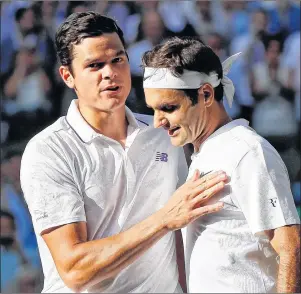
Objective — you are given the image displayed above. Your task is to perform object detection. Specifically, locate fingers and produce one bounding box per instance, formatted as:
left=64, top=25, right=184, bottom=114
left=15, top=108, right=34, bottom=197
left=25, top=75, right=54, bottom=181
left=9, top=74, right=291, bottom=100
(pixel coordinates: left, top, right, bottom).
left=190, top=181, right=225, bottom=206
left=188, top=169, right=200, bottom=183
left=190, top=170, right=226, bottom=189
left=188, top=173, right=227, bottom=199
left=190, top=202, right=224, bottom=220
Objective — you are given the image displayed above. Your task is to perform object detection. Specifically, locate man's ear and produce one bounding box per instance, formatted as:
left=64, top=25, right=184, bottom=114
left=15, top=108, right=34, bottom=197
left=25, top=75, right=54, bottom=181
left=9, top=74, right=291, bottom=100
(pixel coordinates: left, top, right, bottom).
left=59, top=66, right=75, bottom=89
left=198, top=83, right=215, bottom=107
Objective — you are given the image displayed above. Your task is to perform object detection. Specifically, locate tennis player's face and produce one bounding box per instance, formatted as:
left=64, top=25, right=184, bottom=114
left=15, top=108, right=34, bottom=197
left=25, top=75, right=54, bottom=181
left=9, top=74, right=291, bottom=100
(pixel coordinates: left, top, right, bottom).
left=60, top=33, right=131, bottom=113
left=145, top=88, right=207, bottom=147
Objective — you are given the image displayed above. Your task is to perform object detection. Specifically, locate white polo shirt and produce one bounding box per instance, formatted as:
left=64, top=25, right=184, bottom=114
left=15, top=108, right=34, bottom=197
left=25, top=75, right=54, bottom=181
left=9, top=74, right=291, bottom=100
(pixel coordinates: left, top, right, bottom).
left=20, top=100, right=188, bottom=293
left=183, top=119, right=300, bottom=293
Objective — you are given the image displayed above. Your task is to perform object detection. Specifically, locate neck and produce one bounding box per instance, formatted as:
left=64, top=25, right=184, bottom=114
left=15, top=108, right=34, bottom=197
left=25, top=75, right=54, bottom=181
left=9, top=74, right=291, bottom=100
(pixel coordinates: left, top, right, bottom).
left=193, top=103, right=231, bottom=152
left=78, top=102, right=128, bottom=144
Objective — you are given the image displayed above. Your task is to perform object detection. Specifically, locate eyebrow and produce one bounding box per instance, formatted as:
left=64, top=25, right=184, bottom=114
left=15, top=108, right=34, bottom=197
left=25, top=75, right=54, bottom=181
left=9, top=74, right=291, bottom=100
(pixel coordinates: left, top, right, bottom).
left=158, top=102, right=179, bottom=109
left=83, top=50, right=126, bottom=65
left=159, top=102, right=178, bottom=107
left=146, top=102, right=179, bottom=110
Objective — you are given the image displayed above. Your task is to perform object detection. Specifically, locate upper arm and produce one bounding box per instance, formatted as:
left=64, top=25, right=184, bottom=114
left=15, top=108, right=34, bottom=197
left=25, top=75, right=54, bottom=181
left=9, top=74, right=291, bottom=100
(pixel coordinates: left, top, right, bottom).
left=20, top=141, right=86, bottom=235
left=232, top=144, right=300, bottom=235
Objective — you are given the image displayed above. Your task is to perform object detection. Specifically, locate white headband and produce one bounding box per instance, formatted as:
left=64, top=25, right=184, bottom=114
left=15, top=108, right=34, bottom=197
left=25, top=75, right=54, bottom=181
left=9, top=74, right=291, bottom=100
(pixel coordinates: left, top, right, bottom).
left=143, top=52, right=242, bottom=107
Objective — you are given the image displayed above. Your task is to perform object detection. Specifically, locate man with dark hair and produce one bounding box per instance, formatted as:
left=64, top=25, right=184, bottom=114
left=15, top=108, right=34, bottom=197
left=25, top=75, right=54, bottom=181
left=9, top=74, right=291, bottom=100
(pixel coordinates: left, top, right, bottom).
left=142, top=36, right=300, bottom=293
left=14, top=6, right=35, bottom=36
left=20, top=12, right=228, bottom=293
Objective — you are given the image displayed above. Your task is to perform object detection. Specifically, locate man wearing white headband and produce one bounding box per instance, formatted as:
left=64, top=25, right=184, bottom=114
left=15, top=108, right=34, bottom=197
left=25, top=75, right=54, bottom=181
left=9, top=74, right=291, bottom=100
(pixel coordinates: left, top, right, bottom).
left=142, top=36, right=300, bottom=293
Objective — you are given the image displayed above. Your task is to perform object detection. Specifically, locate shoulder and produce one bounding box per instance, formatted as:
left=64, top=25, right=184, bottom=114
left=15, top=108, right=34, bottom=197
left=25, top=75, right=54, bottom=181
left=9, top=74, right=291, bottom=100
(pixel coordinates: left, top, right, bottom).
left=202, top=123, right=283, bottom=170
left=22, top=116, right=70, bottom=163
left=20, top=117, right=76, bottom=191
left=229, top=125, right=285, bottom=171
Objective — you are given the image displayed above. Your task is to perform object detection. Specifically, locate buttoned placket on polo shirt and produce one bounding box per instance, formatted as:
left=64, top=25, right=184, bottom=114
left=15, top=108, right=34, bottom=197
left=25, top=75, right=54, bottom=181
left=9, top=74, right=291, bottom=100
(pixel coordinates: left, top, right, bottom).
left=117, top=119, right=144, bottom=228
left=98, top=133, right=138, bottom=230
left=94, top=108, right=147, bottom=229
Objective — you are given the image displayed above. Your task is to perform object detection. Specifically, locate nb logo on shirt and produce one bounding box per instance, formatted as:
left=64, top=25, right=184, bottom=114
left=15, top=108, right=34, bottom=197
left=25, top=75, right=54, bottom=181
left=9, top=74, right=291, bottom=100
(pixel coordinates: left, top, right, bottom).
left=155, top=152, right=168, bottom=162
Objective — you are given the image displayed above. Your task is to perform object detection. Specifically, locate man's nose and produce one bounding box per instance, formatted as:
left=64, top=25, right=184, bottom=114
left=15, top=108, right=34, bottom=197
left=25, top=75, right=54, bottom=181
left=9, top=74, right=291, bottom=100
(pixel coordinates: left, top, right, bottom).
left=102, top=64, right=117, bottom=80
left=154, top=112, right=167, bottom=128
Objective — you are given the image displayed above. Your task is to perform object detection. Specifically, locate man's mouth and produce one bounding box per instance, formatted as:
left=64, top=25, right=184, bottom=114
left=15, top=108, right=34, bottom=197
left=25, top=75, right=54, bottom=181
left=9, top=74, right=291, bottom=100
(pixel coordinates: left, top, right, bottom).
left=104, top=86, right=120, bottom=92
left=168, top=126, right=181, bottom=137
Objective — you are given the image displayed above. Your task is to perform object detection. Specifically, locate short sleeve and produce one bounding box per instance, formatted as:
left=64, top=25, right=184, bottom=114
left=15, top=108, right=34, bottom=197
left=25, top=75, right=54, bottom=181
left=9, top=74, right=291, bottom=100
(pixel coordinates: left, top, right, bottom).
left=231, top=143, right=300, bottom=235
left=20, top=140, right=86, bottom=235
left=177, top=147, right=188, bottom=188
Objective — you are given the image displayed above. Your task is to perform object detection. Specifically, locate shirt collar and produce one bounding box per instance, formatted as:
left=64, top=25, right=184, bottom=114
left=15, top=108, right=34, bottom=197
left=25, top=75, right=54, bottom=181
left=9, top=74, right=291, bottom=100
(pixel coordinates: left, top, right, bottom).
left=206, top=119, right=249, bottom=141
left=193, top=119, right=249, bottom=157
left=125, top=105, right=140, bottom=129
left=66, top=99, right=144, bottom=143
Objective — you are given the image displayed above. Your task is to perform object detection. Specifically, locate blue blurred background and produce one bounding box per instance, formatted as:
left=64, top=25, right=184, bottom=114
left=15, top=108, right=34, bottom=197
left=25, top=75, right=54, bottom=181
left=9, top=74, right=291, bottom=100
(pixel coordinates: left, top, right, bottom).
left=1, top=1, right=300, bottom=292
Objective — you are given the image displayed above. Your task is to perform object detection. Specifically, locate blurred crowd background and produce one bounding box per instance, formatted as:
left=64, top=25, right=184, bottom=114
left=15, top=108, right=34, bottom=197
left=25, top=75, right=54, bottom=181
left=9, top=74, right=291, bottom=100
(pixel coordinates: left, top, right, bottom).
left=0, top=1, right=300, bottom=292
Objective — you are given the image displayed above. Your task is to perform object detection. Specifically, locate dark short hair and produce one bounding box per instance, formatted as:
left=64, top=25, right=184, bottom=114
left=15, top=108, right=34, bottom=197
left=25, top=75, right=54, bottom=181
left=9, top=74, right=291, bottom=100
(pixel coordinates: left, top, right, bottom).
left=55, top=11, right=126, bottom=68
left=15, top=7, right=30, bottom=22
left=141, top=36, right=224, bottom=105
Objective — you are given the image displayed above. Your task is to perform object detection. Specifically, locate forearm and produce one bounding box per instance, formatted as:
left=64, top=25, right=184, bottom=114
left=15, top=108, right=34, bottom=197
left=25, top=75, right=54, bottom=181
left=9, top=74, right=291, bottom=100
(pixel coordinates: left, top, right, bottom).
left=65, top=210, right=168, bottom=292
left=45, top=170, right=227, bottom=292
left=277, top=250, right=300, bottom=293
left=4, top=71, right=24, bottom=97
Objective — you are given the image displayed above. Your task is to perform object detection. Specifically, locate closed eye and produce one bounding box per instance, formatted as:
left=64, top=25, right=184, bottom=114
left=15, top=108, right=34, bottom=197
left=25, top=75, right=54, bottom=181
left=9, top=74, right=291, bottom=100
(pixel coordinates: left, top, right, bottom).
left=159, top=104, right=179, bottom=113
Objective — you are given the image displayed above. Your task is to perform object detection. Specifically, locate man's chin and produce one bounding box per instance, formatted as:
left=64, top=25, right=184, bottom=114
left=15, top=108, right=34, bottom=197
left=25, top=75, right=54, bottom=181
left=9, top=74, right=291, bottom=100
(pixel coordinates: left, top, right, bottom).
left=170, top=137, right=187, bottom=147
left=96, top=99, right=125, bottom=111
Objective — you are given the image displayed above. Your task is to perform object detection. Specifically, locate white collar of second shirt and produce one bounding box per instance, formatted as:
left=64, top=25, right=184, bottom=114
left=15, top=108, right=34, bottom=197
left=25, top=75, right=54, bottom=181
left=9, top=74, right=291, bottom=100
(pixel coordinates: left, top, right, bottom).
left=66, top=99, right=146, bottom=143
left=192, top=119, right=250, bottom=158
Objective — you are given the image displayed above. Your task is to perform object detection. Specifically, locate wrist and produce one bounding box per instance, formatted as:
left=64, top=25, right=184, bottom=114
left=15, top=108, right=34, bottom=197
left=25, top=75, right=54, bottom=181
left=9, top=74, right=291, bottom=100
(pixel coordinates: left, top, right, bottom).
left=155, top=207, right=171, bottom=232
